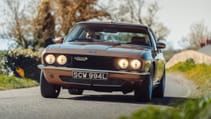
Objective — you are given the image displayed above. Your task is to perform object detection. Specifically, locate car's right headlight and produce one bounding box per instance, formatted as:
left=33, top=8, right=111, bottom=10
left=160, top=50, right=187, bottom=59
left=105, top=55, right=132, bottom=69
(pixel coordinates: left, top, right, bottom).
left=45, top=54, right=56, bottom=64
left=118, top=58, right=129, bottom=69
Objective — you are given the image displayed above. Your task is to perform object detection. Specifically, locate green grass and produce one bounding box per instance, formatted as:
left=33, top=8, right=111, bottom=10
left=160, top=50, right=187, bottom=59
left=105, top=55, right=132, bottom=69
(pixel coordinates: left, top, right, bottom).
left=0, top=74, right=38, bottom=90
left=167, top=59, right=211, bottom=95
left=119, top=96, right=211, bottom=119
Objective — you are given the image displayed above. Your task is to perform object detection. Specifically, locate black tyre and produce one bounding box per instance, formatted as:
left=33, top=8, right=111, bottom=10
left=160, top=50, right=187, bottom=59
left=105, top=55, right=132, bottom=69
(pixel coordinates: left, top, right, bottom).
left=134, top=74, right=153, bottom=102
left=40, top=72, right=61, bottom=98
left=68, top=89, right=83, bottom=95
left=153, top=71, right=166, bottom=98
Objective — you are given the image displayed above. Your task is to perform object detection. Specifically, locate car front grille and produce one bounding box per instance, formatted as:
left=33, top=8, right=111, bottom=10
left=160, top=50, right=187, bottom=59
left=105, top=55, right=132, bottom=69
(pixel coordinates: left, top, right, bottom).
left=66, top=55, right=116, bottom=70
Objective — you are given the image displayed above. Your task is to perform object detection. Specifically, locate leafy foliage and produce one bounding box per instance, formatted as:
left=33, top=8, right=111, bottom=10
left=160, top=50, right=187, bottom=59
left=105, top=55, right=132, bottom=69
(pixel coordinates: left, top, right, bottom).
left=4, top=49, right=41, bottom=81
left=119, top=96, right=211, bottom=119
left=100, top=0, right=169, bottom=41
left=119, top=106, right=179, bottom=119
left=168, top=59, right=196, bottom=72
left=168, top=58, right=211, bottom=96
left=0, top=74, right=38, bottom=90
left=1, top=0, right=108, bottom=49
left=0, top=51, right=7, bottom=74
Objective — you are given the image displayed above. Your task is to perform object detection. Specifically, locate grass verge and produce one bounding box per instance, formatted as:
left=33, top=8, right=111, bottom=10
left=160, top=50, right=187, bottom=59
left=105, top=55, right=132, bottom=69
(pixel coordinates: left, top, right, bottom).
left=0, top=74, right=38, bottom=90
left=119, top=96, right=211, bottom=119
left=167, top=59, right=211, bottom=95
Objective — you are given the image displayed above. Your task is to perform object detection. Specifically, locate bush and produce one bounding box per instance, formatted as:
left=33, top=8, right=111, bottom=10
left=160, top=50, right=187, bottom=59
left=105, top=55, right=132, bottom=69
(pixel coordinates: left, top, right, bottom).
left=0, top=74, right=38, bottom=90
left=119, top=96, right=211, bottom=119
left=119, top=106, right=179, bottom=119
left=4, top=49, right=41, bottom=82
left=178, top=96, right=211, bottom=119
left=0, top=50, right=7, bottom=74
left=168, top=59, right=196, bottom=72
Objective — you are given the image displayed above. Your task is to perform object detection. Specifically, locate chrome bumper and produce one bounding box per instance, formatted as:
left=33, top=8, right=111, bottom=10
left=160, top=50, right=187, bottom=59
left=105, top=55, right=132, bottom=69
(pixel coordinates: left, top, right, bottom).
left=38, top=65, right=150, bottom=87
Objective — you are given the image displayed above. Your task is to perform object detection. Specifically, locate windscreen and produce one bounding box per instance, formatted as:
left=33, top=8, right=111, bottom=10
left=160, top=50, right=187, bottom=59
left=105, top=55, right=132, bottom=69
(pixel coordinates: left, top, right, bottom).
left=65, top=24, right=152, bottom=46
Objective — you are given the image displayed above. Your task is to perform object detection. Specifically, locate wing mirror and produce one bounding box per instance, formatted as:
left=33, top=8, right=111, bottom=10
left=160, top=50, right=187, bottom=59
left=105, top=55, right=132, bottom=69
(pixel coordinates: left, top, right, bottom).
left=156, top=42, right=166, bottom=49
left=53, top=37, right=64, bottom=44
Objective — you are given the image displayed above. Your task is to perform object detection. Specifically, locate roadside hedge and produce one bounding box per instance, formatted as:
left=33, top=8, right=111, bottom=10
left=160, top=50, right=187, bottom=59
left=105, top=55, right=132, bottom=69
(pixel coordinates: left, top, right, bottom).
left=119, top=96, right=211, bottom=119
left=0, top=74, right=38, bottom=90
left=4, top=49, right=41, bottom=82
left=0, top=51, right=7, bottom=74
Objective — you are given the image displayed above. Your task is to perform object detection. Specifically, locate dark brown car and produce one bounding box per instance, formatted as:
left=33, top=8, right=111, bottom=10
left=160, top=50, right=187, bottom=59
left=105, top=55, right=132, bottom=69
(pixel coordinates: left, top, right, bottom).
left=39, top=22, right=166, bottom=101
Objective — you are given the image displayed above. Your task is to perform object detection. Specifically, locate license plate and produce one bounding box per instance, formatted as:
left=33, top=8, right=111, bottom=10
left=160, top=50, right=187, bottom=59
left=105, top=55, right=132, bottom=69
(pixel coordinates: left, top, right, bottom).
left=72, top=71, right=108, bottom=80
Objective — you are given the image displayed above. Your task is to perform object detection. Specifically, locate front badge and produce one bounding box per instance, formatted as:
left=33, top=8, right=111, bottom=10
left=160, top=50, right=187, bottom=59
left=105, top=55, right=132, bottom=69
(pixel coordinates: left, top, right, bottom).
left=74, top=56, right=88, bottom=62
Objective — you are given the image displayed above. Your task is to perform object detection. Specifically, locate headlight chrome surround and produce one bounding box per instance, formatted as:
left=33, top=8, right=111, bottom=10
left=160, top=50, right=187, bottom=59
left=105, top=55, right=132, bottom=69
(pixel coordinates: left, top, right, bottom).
left=45, top=54, right=56, bottom=65
left=118, top=58, right=129, bottom=69
left=130, top=59, right=141, bottom=70
left=57, top=55, right=67, bottom=65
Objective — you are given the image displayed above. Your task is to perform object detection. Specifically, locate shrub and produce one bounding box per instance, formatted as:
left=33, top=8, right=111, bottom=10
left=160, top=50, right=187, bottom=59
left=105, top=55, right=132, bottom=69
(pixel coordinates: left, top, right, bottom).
left=0, top=50, right=7, bottom=74
left=0, top=74, right=38, bottom=90
left=4, top=49, right=41, bottom=82
left=168, top=59, right=196, bottom=72
left=119, top=106, right=180, bottom=119
left=119, top=96, right=211, bottom=119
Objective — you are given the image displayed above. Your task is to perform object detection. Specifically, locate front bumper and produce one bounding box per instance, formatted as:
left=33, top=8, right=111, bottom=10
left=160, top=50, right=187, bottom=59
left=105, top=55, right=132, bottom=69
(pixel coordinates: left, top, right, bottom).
left=39, top=65, right=150, bottom=90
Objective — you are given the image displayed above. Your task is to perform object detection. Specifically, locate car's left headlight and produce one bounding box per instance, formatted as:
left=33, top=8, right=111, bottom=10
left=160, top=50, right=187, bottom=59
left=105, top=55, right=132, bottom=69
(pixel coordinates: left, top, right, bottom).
left=130, top=59, right=141, bottom=70
left=57, top=55, right=67, bottom=65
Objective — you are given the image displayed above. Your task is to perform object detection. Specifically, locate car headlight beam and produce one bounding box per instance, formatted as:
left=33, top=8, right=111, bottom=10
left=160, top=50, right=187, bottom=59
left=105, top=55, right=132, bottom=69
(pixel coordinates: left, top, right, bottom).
left=57, top=55, right=67, bottom=65
left=130, top=59, right=141, bottom=70
left=45, top=54, right=56, bottom=65
left=118, top=59, right=129, bottom=69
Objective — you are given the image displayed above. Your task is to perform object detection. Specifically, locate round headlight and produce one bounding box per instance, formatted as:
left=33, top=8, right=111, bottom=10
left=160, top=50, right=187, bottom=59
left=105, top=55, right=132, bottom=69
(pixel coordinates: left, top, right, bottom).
left=57, top=55, right=67, bottom=65
left=118, top=59, right=129, bottom=69
left=45, top=54, right=56, bottom=64
left=130, top=59, right=141, bottom=70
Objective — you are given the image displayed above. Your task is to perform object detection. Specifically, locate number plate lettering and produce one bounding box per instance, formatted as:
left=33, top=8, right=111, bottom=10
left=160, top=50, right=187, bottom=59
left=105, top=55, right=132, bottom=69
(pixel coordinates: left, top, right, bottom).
left=72, top=71, right=108, bottom=80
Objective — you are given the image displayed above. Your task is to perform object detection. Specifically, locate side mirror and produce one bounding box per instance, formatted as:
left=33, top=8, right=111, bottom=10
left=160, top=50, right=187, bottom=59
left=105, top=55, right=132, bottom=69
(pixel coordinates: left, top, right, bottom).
left=53, top=37, right=64, bottom=44
left=156, top=42, right=166, bottom=49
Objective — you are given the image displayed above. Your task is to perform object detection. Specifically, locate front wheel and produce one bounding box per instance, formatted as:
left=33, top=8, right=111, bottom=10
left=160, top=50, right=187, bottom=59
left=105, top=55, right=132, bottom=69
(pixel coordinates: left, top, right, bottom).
left=40, top=72, right=61, bottom=98
left=134, top=76, right=153, bottom=102
left=153, top=71, right=166, bottom=98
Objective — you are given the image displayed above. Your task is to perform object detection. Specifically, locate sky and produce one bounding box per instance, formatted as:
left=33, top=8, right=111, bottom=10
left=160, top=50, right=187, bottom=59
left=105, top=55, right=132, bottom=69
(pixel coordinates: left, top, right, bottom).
left=158, top=0, right=211, bottom=49
left=0, top=0, right=211, bottom=50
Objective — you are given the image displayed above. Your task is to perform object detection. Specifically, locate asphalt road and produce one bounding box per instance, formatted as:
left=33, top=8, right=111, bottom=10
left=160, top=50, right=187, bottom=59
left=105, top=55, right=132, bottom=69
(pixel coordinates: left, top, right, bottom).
left=0, top=73, right=196, bottom=119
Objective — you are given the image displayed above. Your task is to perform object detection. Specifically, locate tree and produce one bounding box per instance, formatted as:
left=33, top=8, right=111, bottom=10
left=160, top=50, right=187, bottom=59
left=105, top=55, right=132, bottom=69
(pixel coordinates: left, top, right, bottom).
left=184, top=21, right=209, bottom=49
left=31, top=0, right=108, bottom=48
left=99, top=0, right=169, bottom=41
left=0, top=0, right=108, bottom=49
left=0, top=0, right=39, bottom=49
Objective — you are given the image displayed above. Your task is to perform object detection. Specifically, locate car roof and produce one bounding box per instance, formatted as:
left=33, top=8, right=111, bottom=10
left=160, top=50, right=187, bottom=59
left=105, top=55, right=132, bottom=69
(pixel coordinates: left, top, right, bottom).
left=76, top=21, right=149, bottom=29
